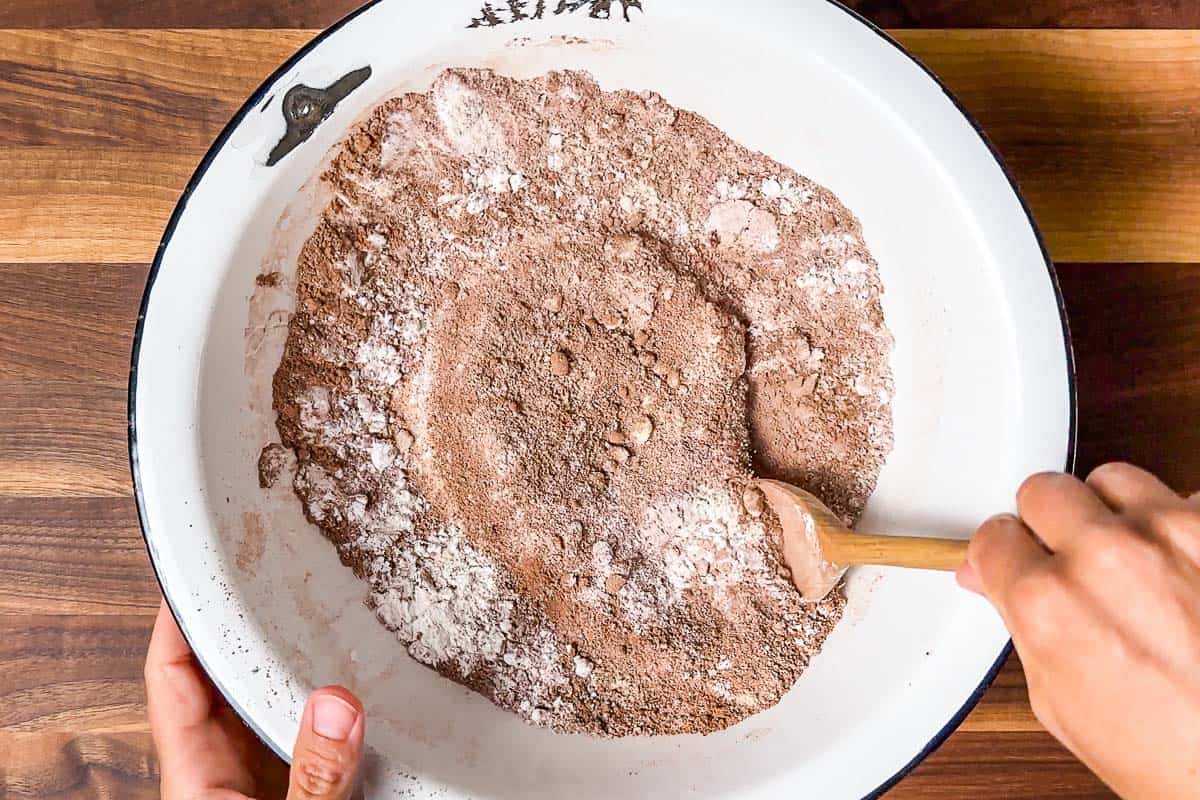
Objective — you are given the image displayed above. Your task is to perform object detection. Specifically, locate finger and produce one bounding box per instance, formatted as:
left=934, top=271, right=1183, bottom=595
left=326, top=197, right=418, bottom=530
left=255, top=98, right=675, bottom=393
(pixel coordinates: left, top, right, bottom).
left=1189, top=491, right=1200, bottom=509
left=955, top=560, right=983, bottom=594
left=288, top=686, right=365, bottom=800
left=1086, top=462, right=1184, bottom=514
left=1016, top=472, right=1112, bottom=552
left=146, top=599, right=193, bottom=668
left=145, top=601, right=215, bottom=732
left=967, top=513, right=1050, bottom=619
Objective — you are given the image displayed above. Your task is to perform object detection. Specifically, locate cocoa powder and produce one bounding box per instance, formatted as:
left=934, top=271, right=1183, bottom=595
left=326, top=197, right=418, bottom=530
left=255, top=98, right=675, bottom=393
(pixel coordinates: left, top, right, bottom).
left=267, top=68, right=893, bottom=736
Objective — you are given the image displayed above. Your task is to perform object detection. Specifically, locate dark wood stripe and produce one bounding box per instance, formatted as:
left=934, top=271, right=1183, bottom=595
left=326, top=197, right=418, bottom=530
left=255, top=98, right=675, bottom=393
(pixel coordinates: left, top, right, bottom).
left=0, top=0, right=1196, bottom=29
left=0, top=264, right=147, bottom=383
left=0, top=614, right=286, bottom=795
left=893, top=732, right=1116, bottom=797
left=0, top=382, right=130, bottom=497
left=0, top=498, right=156, bottom=614
left=0, top=0, right=362, bottom=29
left=0, top=614, right=150, bottom=729
left=1058, top=262, right=1200, bottom=493
left=848, top=0, right=1200, bottom=29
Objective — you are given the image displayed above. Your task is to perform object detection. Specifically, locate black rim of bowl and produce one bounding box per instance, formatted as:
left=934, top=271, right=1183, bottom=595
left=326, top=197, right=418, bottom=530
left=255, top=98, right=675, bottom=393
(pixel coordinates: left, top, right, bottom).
left=127, top=1, right=1078, bottom=794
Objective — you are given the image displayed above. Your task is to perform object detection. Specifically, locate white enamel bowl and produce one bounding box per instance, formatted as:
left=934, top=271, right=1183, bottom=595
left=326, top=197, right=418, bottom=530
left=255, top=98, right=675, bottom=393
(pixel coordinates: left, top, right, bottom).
left=129, top=1, right=1075, bottom=797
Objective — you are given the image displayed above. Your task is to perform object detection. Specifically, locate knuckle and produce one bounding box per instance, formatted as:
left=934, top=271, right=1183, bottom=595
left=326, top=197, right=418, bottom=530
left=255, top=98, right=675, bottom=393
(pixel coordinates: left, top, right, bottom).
left=1077, top=527, right=1160, bottom=575
left=1006, top=572, right=1065, bottom=643
left=293, top=745, right=348, bottom=797
left=1008, top=572, right=1053, bottom=612
left=975, top=513, right=1017, bottom=538
left=1151, top=507, right=1200, bottom=540
left=970, top=514, right=1021, bottom=558
left=1017, top=472, right=1069, bottom=510
left=1132, top=536, right=1169, bottom=574
left=1080, top=531, right=1128, bottom=571
left=1086, top=461, right=1136, bottom=486
left=1018, top=472, right=1053, bottom=500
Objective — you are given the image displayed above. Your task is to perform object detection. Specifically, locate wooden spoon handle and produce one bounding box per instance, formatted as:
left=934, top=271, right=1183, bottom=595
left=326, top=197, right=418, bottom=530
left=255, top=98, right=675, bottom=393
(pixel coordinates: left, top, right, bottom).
left=825, top=531, right=969, bottom=572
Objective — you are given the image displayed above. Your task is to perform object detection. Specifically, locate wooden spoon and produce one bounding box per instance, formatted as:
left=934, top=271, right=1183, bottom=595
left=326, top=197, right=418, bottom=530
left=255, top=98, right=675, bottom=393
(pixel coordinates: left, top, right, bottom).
left=756, top=479, right=970, bottom=602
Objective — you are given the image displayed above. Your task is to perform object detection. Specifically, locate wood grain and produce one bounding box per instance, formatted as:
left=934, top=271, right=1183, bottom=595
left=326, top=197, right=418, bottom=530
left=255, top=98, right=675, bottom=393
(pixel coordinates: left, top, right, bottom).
left=0, top=263, right=147, bottom=383
left=0, top=612, right=291, bottom=799
left=1060, top=262, right=1200, bottom=491
left=2, top=730, right=158, bottom=799
left=0, top=147, right=192, bottom=264
left=0, top=0, right=1197, bottom=30
left=0, top=614, right=150, bottom=732
left=960, top=655, right=1041, bottom=733
left=900, top=30, right=1200, bottom=264
left=0, top=262, right=141, bottom=498
left=829, top=530, right=969, bottom=571
left=4, top=30, right=1200, bottom=263
left=0, top=0, right=364, bottom=30
left=0, top=382, right=130, bottom=498
left=847, top=0, right=1200, bottom=29
left=0, top=498, right=157, bottom=614
left=0, top=30, right=310, bottom=148
left=892, top=732, right=1116, bottom=798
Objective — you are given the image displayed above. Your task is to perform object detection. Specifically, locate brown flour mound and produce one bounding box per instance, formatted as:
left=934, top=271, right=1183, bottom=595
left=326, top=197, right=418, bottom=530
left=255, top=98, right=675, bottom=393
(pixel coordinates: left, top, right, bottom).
left=266, top=68, right=893, bottom=736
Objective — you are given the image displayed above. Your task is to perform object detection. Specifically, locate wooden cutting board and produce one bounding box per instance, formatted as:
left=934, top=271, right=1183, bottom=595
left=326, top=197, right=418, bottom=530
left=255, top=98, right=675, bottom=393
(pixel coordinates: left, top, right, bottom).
left=3, top=1, right=1198, bottom=796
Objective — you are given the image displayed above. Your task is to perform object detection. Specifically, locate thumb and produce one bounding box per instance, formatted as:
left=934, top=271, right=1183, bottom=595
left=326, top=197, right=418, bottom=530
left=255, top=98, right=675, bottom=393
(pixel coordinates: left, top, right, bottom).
left=287, top=686, right=365, bottom=800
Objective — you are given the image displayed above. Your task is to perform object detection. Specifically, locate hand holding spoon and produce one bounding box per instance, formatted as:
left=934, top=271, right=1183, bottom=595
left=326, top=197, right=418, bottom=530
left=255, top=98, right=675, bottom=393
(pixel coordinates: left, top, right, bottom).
left=756, top=479, right=970, bottom=601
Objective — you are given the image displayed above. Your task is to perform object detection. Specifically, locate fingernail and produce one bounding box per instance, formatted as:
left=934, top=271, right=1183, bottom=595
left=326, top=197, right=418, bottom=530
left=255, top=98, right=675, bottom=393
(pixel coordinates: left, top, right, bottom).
left=312, top=694, right=359, bottom=741
left=985, top=512, right=1019, bottom=525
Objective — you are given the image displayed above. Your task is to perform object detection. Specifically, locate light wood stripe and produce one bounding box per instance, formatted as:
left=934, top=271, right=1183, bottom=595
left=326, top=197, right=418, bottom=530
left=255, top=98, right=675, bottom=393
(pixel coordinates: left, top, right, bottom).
left=1, top=31, right=1199, bottom=262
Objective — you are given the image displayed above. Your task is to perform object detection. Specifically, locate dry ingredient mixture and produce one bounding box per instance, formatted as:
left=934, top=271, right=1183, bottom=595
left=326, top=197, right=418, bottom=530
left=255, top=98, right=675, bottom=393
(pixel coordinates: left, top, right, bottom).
left=264, top=68, right=893, bottom=736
